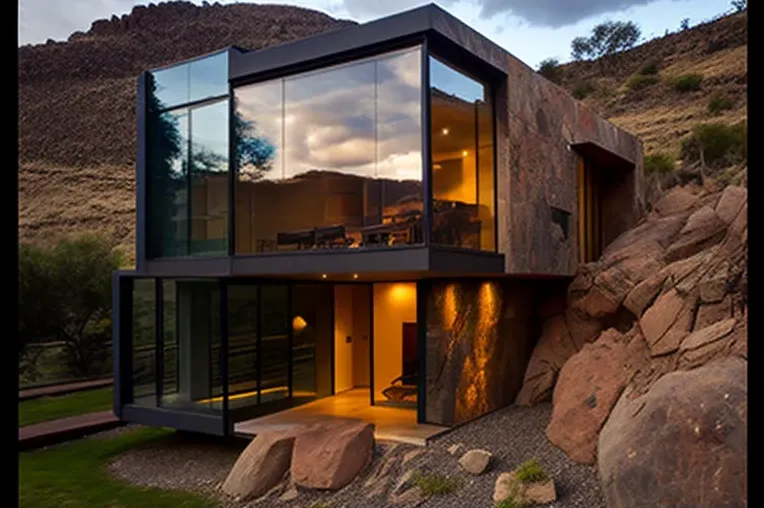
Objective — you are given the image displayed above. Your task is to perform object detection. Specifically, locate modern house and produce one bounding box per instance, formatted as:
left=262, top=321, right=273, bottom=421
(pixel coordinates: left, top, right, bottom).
left=112, top=3, right=644, bottom=442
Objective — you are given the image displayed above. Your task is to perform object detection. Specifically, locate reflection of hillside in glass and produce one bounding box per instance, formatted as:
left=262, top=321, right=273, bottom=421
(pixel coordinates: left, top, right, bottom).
left=233, top=46, right=425, bottom=254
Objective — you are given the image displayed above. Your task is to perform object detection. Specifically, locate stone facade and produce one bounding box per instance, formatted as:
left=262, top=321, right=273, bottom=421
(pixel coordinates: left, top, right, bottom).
left=497, top=56, right=645, bottom=276
left=424, top=280, right=536, bottom=426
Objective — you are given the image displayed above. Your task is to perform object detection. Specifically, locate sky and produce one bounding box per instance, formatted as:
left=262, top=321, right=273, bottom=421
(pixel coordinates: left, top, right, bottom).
left=19, top=0, right=735, bottom=68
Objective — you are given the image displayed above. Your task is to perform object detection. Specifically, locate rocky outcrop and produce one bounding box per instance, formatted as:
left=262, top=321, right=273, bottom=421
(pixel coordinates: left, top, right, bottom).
left=517, top=183, right=747, bottom=502
left=222, top=428, right=301, bottom=501
left=291, top=420, right=375, bottom=490
left=458, top=449, right=492, bottom=475
left=494, top=472, right=557, bottom=505
left=598, top=356, right=747, bottom=508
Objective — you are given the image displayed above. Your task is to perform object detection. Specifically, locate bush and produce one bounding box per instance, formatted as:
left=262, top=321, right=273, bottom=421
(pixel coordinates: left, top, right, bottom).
left=537, top=58, right=564, bottom=85
left=638, top=60, right=660, bottom=76
left=671, top=73, right=703, bottom=92
left=497, top=497, right=528, bottom=508
left=19, top=235, right=123, bottom=380
left=626, top=74, right=660, bottom=91
left=572, top=81, right=596, bottom=99
left=708, top=91, right=735, bottom=115
left=514, top=459, right=549, bottom=484
left=644, top=153, right=676, bottom=175
left=411, top=471, right=460, bottom=495
left=680, top=121, right=747, bottom=168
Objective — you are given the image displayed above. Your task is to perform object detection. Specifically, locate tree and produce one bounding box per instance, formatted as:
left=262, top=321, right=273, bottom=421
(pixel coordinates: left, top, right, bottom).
left=234, top=104, right=277, bottom=181
left=570, top=21, right=641, bottom=61
left=18, top=236, right=123, bottom=379
left=537, top=58, right=564, bottom=85
left=731, top=0, right=747, bottom=12
left=680, top=18, right=690, bottom=30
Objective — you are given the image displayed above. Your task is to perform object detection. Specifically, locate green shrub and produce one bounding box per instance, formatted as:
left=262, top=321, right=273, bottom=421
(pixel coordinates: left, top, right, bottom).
left=514, top=459, right=549, bottom=484
left=680, top=121, right=747, bottom=168
left=496, top=496, right=528, bottom=508
left=537, top=58, right=564, bottom=85
left=626, top=74, right=660, bottom=91
left=19, top=235, right=123, bottom=380
left=671, top=73, right=704, bottom=92
left=411, top=471, right=460, bottom=495
left=572, top=81, right=596, bottom=99
left=644, top=153, right=676, bottom=175
left=638, top=60, right=660, bottom=75
left=708, top=91, right=735, bottom=115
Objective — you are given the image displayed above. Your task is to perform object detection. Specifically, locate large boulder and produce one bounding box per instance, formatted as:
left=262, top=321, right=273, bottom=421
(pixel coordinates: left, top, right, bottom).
left=638, top=288, right=696, bottom=356
left=222, top=428, right=301, bottom=501
left=598, top=356, right=747, bottom=508
left=546, top=328, right=648, bottom=464
left=291, top=419, right=374, bottom=490
left=664, top=205, right=727, bottom=263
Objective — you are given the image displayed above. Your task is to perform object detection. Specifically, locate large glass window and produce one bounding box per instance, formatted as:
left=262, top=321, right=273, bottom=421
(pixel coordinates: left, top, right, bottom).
left=147, top=51, right=229, bottom=258
left=234, top=46, right=423, bottom=254
left=429, top=57, right=495, bottom=251
left=131, top=279, right=156, bottom=407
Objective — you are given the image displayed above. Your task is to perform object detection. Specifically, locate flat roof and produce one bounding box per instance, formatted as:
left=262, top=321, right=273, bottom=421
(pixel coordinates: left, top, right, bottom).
left=228, top=3, right=510, bottom=84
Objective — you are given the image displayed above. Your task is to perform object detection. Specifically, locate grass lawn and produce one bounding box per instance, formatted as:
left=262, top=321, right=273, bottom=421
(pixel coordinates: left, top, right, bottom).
left=19, top=386, right=114, bottom=427
left=20, top=427, right=218, bottom=508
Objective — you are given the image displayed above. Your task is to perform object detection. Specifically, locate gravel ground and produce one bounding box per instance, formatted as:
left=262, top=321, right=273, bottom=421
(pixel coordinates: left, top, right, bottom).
left=107, top=404, right=606, bottom=508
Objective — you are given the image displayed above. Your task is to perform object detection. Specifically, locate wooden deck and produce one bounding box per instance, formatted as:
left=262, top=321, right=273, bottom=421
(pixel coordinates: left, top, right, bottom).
left=234, top=389, right=447, bottom=446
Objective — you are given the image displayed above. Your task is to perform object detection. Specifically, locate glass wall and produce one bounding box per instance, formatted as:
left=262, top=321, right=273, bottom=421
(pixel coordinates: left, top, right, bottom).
left=429, top=56, right=495, bottom=251
left=234, top=46, right=423, bottom=254
left=132, top=279, right=156, bottom=406
left=259, top=286, right=290, bottom=403
left=291, top=285, right=333, bottom=398
left=146, top=51, right=230, bottom=258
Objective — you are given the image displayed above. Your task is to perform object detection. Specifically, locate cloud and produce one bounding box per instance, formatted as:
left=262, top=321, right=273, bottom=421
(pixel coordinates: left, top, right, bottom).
left=340, top=0, right=666, bottom=28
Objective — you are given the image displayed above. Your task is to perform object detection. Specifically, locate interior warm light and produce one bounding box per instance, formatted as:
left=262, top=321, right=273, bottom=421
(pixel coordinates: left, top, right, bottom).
left=292, top=315, right=308, bottom=331
left=390, top=283, right=415, bottom=302
left=441, top=127, right=450, bottom=135
left=353, top=274, right=359, bottom=279
left=433, top=164, right=442, bottom=170
left=462, top=150, right=469, bottom=157
left=321, top=274, right=327, bottom=279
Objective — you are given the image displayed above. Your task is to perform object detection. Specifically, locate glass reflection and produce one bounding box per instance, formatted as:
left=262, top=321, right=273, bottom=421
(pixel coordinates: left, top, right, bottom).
left=189, top=52, right=228, bottom=104
left=429, top=57, right=495, bottom=251
left=234, top=46, right=423, bottom=254
left=132, top=279, right=156, bottom=406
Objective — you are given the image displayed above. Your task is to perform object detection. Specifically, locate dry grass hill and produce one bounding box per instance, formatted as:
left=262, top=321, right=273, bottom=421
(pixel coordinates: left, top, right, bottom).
left=18, top=2, right=747, bottom=263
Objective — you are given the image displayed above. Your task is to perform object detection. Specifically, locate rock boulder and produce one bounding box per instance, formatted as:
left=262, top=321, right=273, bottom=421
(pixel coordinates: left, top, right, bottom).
left=291, top=419, right=374, bottom=490
left=598, top=356, right=747, bottom=508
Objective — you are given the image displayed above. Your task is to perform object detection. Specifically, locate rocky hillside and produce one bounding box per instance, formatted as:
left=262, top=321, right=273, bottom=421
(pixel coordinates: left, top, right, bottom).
left=517, top=181, right=747, bottom=506
left=18, top=1, right=354, bottom=257
left=559, top=11, right=747, bottom=157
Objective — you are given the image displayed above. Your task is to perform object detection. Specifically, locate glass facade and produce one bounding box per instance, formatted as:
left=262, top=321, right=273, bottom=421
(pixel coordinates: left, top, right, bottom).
left=429, top=57, right=495, bottom=251
left=233, top=47, right=423, bottom=254
left=143, top=46, right=496, bottom=257
left=146, top=51, right=230, bottom=258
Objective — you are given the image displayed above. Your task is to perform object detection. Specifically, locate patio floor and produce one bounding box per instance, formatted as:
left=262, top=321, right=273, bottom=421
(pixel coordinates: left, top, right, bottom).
left=233, top=388, right=448, bottom=446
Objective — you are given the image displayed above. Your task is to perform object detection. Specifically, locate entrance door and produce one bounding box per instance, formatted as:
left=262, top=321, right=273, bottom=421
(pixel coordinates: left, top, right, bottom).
left=578, top=158, right=603, bottom=263
left=333, top=284, right=371, bottom=394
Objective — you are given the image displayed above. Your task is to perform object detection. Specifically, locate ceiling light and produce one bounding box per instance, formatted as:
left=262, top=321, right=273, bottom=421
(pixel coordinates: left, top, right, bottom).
left=353, top=274, right=359, bottom=279
left=462, top=150, right=469, bottom=157
left=441, top=128, right=449, bottom=135
left=321, top=274, right=327, bottom=279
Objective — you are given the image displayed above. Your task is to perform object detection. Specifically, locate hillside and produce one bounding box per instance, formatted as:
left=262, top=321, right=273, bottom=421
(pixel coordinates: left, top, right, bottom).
left=558, top=11, right=747, bottom=157
left=18, top=2, right=747, bottom=260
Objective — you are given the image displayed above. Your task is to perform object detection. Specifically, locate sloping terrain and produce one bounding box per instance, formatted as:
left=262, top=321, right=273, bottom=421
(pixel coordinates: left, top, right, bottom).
left=559, top=11, right=747, bottom=156
left=18, top=2, right=747, bottom=261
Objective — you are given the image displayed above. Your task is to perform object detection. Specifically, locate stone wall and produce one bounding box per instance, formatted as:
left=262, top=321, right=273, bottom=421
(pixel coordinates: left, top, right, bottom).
left=498, top=55, right=645, bottom=276
left=424, top=279, right=536, bottom=426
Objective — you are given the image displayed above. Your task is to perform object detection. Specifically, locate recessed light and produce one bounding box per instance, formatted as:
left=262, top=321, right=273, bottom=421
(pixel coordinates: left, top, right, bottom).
left=353, top=274, right=359, bottom=279
left=321, top=274, right=327, bottom=279
left=462, top=150, right=469, bottom=157
left=441, top=127, right=449, bottom=135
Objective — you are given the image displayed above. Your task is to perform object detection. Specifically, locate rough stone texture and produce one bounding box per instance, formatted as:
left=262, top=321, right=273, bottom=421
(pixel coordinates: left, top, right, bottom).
left=678, top=318, right=737, bottom=369
left=493, top=472, right=557, bottom=505
left=502, top=53, right=644, bottom=277
left=639, top=289, right=696, bottom=356
left=665, top=205, right=727, bottom=262
left=598, top=356, right=747, bottom=508
left=291, top=420, right=374, bottom=491
left=458, top=449, right=492, bottom=475
left=715, top=185, right=747, bottom=224
left=546, top=329, right=637, bottom=464
left=652, top=185, right=701, bottom=216
left=623, top=271, right=668, bottom=317
left=221, top=429, right=299, bottom=501
left=426, top=280, right=535, bottom=426
left=695, top=296, right=733, bottom=330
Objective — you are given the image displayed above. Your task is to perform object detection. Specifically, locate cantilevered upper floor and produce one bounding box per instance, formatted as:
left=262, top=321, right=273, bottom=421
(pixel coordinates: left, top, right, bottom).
left=135, top=3, right=644, bottom=279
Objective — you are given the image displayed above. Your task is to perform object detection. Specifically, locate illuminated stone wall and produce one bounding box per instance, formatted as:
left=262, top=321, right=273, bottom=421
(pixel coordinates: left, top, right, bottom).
left=425, top=280, right=536, bottom=426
